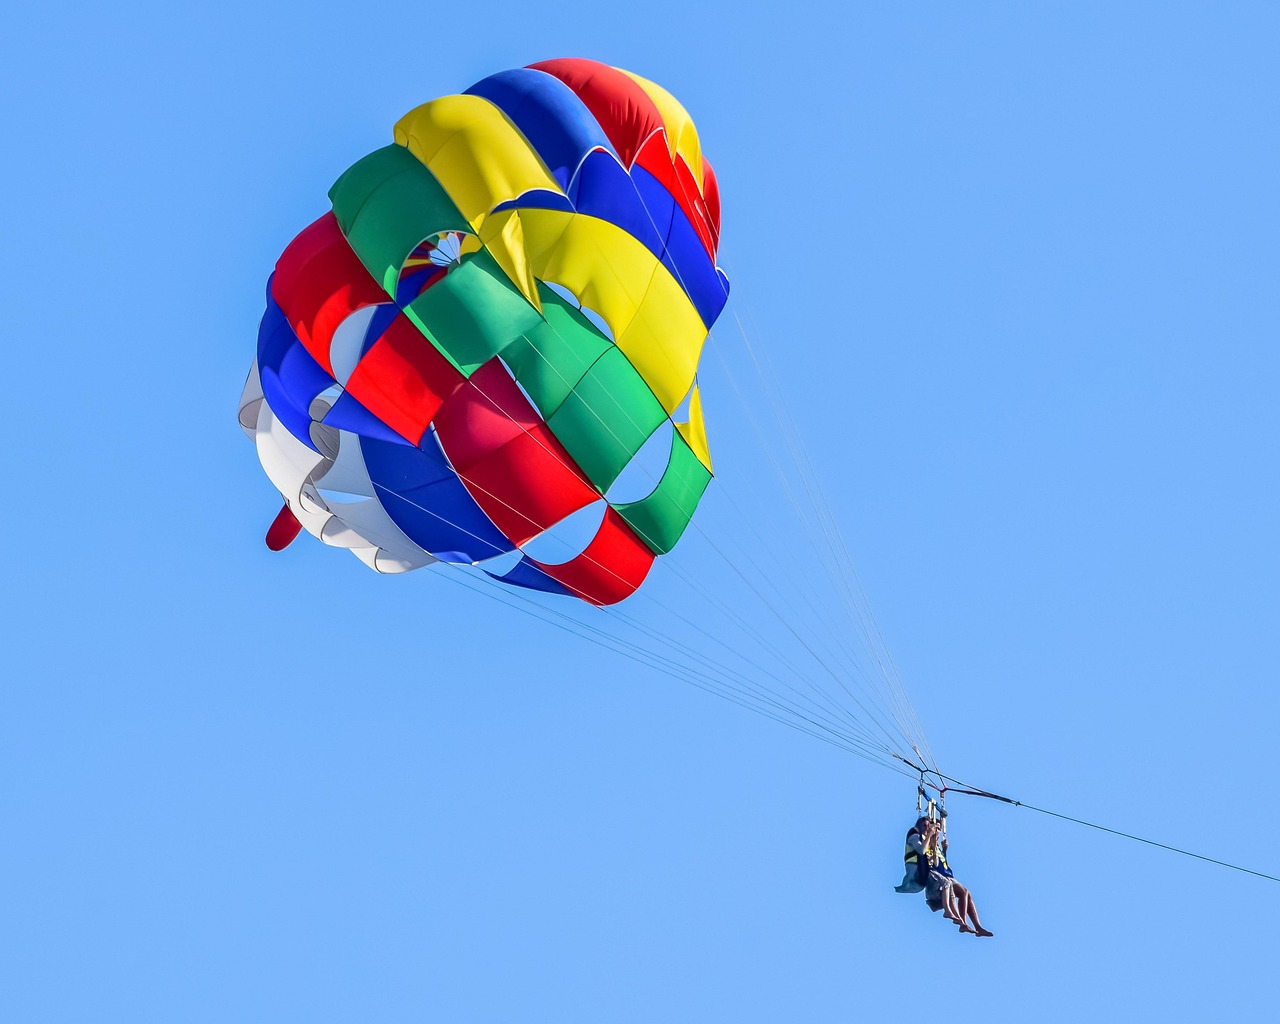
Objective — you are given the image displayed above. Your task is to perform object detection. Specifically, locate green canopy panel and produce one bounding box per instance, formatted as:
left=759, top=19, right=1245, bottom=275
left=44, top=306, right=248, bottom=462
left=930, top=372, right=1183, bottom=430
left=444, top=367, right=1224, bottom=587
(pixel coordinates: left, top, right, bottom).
left=403, top=248, right=544, bottom=374
left=545, top=346, right=667, bottom=493
left=329, top=145, right=470, bottom=294
left=614, top=429, right=712, bottom=554
left=501, top=285, right=613, bottom=417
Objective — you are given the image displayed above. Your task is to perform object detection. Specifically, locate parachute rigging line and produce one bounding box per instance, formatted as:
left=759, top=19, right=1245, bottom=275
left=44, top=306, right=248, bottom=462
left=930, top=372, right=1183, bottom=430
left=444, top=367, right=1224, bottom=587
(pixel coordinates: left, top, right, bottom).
left=427, top=551, right=918, bottom=772
left=719, top=291, right=936, bottom=764
left=705, top=306, right=936, bottom=772
left=362, top=434, right=904, bottom=765
left=370, top=475, right=909, bottom=768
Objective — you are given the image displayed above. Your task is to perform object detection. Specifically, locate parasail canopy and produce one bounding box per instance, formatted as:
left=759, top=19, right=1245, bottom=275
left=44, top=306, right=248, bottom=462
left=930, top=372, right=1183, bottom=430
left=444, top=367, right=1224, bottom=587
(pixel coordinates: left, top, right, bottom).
left=239, top=59, right=729, bottom=605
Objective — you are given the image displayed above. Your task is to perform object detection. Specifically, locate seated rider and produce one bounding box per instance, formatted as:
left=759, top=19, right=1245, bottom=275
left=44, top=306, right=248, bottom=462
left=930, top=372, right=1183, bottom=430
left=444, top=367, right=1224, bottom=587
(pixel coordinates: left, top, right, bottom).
left=894, top=815, right=934, bottom=894
left=894, top=815, right=995, bottom=938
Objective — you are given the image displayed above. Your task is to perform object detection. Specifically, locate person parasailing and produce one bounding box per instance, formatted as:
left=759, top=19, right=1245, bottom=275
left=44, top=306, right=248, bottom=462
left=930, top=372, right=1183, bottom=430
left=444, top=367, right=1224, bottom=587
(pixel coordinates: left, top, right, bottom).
left=894, top=814, right=934, bottom=895
left=894, top=800, right=993, bottom=937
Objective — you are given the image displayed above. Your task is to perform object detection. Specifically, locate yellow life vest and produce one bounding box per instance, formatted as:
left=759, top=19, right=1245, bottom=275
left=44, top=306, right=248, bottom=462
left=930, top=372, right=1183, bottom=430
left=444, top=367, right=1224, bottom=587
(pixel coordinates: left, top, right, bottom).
left=903, top=829, right=937, bottom=865
left=903, top=829, right=933, bottom=886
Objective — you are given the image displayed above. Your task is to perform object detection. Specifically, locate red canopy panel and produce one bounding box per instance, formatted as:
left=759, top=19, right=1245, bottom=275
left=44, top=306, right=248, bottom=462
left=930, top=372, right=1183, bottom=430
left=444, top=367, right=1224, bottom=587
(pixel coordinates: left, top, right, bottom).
left=529, top=58, right=666, bottom=170
left=633, top=132, right=717, bottom=260
left=673, top=153, right=718, bottom=260
left=271, top=213, right=387, bottom=376
left=530, top=508, right=656, bottom=605
left=701, top=157, right=722, bottom=247
left=428, top=358, right=544, bottom=471
left=434, top=360, right=599, bottom=548
left=343, top=314, right=464, bottom=446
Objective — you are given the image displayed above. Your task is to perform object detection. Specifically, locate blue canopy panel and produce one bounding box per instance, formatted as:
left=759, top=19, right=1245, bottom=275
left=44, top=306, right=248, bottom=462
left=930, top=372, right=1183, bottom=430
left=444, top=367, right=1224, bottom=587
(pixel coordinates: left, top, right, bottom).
left=256, top=288, right=335, bottom=452
left=630, top=166, right=729, bottom=328
left=492, top=189, right=575, bottom=216
left=360, top=431, right=515, bottom=562
left=566, top=149, right=664, bottom=253
left=323, top=391, right=414, bottom=446
left=483, top=555, right=576, bottom=598
left=465, top=67, right=619, bottom=190
left=495, top=153, right=729, bottom=330
left=364, top=302, right=403, bottom=348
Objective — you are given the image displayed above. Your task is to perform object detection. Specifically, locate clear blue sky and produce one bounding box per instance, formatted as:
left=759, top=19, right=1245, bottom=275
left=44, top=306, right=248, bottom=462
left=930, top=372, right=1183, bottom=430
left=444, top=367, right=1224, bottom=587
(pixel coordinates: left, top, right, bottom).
left=4, top=3, right=1277, bottom=1021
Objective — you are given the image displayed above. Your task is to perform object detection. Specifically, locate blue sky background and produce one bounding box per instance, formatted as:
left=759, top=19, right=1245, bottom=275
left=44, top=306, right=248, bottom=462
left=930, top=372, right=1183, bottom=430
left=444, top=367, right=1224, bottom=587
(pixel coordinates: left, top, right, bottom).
left=3, top=3, right=1277, bottom=1021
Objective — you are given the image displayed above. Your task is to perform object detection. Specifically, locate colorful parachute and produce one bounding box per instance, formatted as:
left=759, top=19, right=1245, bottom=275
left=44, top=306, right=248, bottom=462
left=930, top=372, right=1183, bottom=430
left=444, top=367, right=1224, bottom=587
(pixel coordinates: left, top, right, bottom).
left=238, top=59, right=728, bottom=605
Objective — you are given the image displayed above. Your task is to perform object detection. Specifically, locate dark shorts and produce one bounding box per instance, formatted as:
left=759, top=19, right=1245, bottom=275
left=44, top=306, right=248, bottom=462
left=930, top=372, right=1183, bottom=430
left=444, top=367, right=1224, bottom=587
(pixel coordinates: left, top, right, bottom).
left=925, top=871, right=952, bottom=910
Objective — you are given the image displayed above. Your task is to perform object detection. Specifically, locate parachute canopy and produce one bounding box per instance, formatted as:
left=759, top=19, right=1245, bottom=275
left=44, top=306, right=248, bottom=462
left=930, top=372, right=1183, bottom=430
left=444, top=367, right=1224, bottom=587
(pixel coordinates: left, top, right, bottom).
left=239, top=59, right=729, bottom=605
